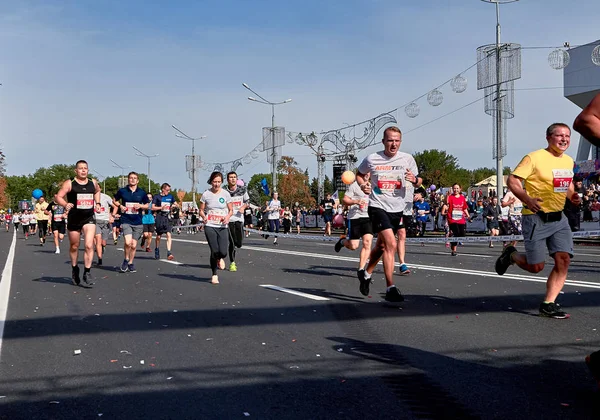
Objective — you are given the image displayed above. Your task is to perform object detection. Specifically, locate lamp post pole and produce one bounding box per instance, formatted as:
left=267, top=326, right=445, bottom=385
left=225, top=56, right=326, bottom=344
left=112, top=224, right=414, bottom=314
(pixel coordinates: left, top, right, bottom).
left=172, top=125, right=207, bottom=205
left=242, top=82, right=291, bottom=193
left=132, top=146, right=159, bottom=193
left=110, top=159, right=130, bottom=189
left=92, top=170, right=106, bottom=193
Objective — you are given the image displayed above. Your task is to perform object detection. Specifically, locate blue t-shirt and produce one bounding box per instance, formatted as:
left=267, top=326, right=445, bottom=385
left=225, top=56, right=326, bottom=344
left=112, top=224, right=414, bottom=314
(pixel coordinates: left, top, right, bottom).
left=152, top=193, right=176, bottom=217
left=413, top=201, right=430, bottom=222
left=114, top=186, right=149, bottom=225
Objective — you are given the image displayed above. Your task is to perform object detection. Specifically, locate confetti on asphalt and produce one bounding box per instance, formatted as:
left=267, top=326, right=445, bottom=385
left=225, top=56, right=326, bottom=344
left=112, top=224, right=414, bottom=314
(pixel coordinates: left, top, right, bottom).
left=316, top=354, right=321, bottom=357
left=262, top=343, right=266, bottom=345
left=120, top=350, right=131, bottom=354
left=123, top=366, right=132, bottom=369
left=73, top=349, right=82, bottom=355
left=206, top=338, right=213, bottom=341
left=292, top=339, right=296, bottom=342
left=49, top=401, right=60, bottom=404
left=337, top=348, right=343, bottom=352
left=243, top=413, right=250, bottom=417
left=289, top=366, right=299, bottom=369
left=173, top=310, right=178, bottom=313
left=560, top=403, right=570, bottom=407
left=110, top=360, right=118, bottom=363
left=140, top=360, right=145, bottom=364
left=167, top=377, right=173, bottom=380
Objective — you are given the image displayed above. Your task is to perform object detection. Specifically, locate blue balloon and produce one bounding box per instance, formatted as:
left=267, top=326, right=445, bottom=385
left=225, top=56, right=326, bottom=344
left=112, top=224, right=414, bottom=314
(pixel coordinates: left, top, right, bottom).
left=32, top=189, right=43, bottom=199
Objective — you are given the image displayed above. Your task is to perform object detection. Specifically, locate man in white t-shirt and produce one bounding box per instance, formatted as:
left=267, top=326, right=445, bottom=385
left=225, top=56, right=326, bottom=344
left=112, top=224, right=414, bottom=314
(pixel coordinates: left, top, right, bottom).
left=334, top=175, right=373, bottom=288
left=355, top=126, right=422, bottom=302
left=94, top=192, right=115, bottom=266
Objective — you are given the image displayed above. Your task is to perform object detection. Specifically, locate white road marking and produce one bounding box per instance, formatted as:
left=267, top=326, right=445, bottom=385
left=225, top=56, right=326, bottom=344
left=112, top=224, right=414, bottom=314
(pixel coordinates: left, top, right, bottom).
left=117, top=248, right=124, bottom=251
left=431, top=251, right=491, bottom=258
left=171, top=238, right=600, bottom=289
left=0, top=230, right=17, bottom=361
left=259, top=284, right=330, bottom=301
left=160, top=259, right=183, bottom=265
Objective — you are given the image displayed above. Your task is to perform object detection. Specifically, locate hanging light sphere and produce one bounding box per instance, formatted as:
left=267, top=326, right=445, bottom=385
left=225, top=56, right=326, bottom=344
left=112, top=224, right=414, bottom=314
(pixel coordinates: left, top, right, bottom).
left=427, top=89, right=443, bottom=107
left=295, top=134, right=305, bottom=146
left=548, top=49, right=570, bottom=70
left=405, top=102, right=420, bottom=118
left=243, top=155, right=252, bottom=164
left=451, top=75, right=468, bottom=93
left=250, top=149, right=259, bottom=159
left=307, top=133, right=319, bottom=147
left=592, top=45, right=600, bottom=66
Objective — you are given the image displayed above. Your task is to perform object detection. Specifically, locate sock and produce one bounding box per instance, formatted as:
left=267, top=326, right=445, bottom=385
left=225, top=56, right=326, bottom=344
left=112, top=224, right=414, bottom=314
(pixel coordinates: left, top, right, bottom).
left=543, top=301, right=553, bottom=304
left=387, top=285, right=396, bottom=292
left=84, top=267, right=91, bottom=274
left=364, top=271, right=371, bottom=280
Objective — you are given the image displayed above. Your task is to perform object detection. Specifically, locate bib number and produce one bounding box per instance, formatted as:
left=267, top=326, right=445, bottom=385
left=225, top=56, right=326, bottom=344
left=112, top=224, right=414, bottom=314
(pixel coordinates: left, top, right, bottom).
left=77, top=193, right=94, bottom=210
left=125, top=202, right=137, bottom=215
left=207, top=209, right=226, bottom=224
left=552, top=169, right=573, bottom=193
left=451, top=210, right=463, bottom=221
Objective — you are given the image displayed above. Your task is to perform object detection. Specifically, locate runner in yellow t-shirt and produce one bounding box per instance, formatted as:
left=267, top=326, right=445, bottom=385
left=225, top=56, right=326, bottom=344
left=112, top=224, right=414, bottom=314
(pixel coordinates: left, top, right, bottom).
left=34, top=196, right=50, bottom=246
left=494, top=123, right=580, bottom=319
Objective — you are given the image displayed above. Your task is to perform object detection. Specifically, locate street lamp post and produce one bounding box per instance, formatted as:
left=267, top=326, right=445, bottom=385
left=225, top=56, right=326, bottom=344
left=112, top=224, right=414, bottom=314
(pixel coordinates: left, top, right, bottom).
left=172, top=125, right=207, bottom=206
left=110, top=159, right=131, bottom=189
left=242, top=82, right=291, bottom=193
left=132, top=146, right=159, bottom=193
left=92, top=170, right=106, bottom=193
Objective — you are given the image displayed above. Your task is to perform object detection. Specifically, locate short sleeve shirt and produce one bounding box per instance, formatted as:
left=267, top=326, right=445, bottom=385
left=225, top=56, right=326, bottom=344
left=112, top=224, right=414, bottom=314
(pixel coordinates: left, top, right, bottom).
left=447, top=195, right=467, bottom=224
left=345, top=182, right=369, bottom=220
left=152, top=193, right=176, bottom=216
left=226, top=185, right=250, bottom=223
left=114, top=186, right=149, bottom=225
left=200, top=189, right=232, bottom=228
left=357, top=151, right=419, bottom=213
left=268, top=199, right=281, bottom=220
left=511, top=149, right=574, bottom=215
left=94, top=193, right=113, bottom=223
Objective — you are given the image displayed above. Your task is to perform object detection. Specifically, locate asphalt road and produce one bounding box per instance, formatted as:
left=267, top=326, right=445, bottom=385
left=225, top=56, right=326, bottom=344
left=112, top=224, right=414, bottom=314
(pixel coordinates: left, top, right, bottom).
left=0, top=227, right=599, bottom=419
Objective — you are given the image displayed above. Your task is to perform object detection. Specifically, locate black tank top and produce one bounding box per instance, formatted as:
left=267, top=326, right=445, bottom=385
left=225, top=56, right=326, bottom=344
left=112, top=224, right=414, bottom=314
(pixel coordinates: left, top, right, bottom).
left=66, top=178, right=95, bottom=217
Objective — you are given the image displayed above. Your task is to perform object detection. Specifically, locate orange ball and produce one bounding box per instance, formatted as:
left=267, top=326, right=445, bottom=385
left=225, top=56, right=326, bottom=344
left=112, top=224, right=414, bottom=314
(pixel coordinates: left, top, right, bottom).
left=341, top=170, right=356, bottom=185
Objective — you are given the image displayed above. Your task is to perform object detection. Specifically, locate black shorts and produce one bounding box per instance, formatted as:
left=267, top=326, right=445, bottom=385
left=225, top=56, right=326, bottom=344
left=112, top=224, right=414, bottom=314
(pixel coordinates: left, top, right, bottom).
left=67, top=214, right=96, bottom=232
left=244, top=215, right=253, bottom=226
left=368, top=207, right=404, bottom=233
left=155, top=214, right=172, bottom=235
left=347, top=217, right=373, bottom=240
left=53, top=221, right=66, bottom=235
left=323, top=213, right=333, bottom=223
left=449, top=223, right=466, bottom=243
left=143, top=224, right=156, bottom=233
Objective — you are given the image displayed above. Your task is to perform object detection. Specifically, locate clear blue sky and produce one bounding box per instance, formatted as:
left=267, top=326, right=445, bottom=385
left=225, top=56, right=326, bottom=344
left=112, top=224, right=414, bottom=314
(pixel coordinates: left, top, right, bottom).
left=1, top=0, right=598, bottom=192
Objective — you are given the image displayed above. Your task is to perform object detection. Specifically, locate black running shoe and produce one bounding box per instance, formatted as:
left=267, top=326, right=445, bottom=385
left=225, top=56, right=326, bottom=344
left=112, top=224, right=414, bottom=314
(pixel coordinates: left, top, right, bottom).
left=385, top=286, right=405, bottom=303
left=334, top=238, right=344, bottom=253
left=97, top=258, right=103, bottom=266
left=495, top=245, right=516, bottom=275
left=71, top=266, right=81, bottom=286
left=81, top=271, right=94, bottom=288
left=357, top=269, right=371, bottom=296
left=539, top=302, right=569, bottom=319
left=128, top=263, right=136, bottom=273
left=586, top=351, right=600, bottom=388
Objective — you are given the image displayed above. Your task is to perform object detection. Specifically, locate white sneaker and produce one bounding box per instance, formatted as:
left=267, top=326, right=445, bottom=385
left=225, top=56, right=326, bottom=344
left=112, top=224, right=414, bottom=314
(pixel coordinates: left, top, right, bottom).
left=55, top=248, right=60, bottom=254
left=211, top=275, right=219, bottom=284
left=218, top=259, right=225, bottom=270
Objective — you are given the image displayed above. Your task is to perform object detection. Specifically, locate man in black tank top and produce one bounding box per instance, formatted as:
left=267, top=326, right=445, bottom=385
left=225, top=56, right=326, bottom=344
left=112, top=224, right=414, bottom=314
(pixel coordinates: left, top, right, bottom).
left=54, top=160, right=101, bottom=288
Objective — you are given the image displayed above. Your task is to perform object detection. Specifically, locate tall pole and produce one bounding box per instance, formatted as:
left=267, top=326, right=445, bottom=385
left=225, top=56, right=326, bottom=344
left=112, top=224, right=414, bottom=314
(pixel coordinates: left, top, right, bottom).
left=495, top=2, right=504, bottom=200
left=242, top=82, right=291, bottom=194
left=132, top=146, right=159, bottom=193
left=110, top=159, right=130, bottom=189
left=172, top=125, right=206, bottom=206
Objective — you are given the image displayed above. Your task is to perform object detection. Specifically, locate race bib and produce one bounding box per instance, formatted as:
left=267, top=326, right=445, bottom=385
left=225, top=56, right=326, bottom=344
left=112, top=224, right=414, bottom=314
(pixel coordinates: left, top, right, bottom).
left=231, top=197, right=244, bottom=211
left=77, top=193, right=94, bottom=210
left=359, top=199, right=368, bottom=211
left=125, top=202, right=137, bottom=215
left=161, top=201, right=171, bottom=212
left=377, top=173, right=402, bottom=193
left=451, top=210, right=463, bottom=221
left=207, top=209, right=226, bottom=224
left=54, top=214, right=63, bottom=222
left=552, top=169, right=573, bottom=193
left=95, top=206, right=106, bottom=214
left=418, top=210, right=425, bottom=215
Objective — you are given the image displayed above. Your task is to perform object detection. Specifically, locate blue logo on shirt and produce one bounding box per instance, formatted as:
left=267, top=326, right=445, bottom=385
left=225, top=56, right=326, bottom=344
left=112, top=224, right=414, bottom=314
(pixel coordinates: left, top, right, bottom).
left=219, top=197, right=225, bottom=204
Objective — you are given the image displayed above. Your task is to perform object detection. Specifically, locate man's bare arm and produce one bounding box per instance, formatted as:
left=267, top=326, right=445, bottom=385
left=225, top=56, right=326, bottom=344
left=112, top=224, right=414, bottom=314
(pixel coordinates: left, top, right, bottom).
left=574, top=93, right=600, bottom=147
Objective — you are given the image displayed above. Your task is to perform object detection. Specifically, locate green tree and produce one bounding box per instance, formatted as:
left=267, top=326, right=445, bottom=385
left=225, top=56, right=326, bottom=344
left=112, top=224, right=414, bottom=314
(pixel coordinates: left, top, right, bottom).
left=448, top=168, right=472, bottom=191
left=0, top=148, right=7, bottom=208
left=323, top=175, right=333, bottom=195
left=247, top=173, right=272, bottom=207
left=413, top=149, right=460, bottom=189
left=277, top=156, right=315, bottom=207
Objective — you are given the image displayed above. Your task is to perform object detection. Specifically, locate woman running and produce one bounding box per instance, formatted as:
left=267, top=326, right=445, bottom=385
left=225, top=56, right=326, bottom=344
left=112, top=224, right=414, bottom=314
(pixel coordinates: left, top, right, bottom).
left=199, top=171, right=233, bottom=285
left=447, top=183, right=471, bottom=257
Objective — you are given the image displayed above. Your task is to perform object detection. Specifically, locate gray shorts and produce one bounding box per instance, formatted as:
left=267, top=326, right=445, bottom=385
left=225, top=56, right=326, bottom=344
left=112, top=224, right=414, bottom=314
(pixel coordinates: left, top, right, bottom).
left=121, top=223, right=143, bottom=242
left=522, top=213, right=573, bottom=265
left=95, top=222, right=111, bottom=241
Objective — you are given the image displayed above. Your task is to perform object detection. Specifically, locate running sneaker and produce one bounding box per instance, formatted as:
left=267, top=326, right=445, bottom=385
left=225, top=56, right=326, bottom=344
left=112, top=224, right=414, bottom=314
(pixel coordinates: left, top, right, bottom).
left=211, top=275, right=219, bottom=284
left=229, top=262, right=237, bottom=272
left=385, top=286, right=405, bottom=303
left=451, top=251, right=457, bottom=257
left=81, top=271, right=94, bottom=288
left=495, top=245, right=516, bottom=275
left=334, top=237, right=344, bottom=253
left=445, top=242, right=450, bottom=248
left=357, top=269, right=371, bottom=296
left=539, top=302, right=569, bottom=319
left=71, top=266, right=81, bottom=286
left=399, top=264, right=411, bottom=275
left=120, top=260, right=129, bottom=273
left=140, top=237, right=146, bottom=248
left=55, top=248, right=60, bottom=254
left=114, top=238, right=118, bottom=245
left=146, top=247, right=151, bottom=253
left=218, top=259, right=225, bottom=270
left=167, top=252, right=174, bottom=261
left=155, top=248, right=160, bottom=260
left=97, top=258, right=103, bottom=266
left=585, top=351, right=600, bottom=388
left=128, top=263, right=137, bottom=273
